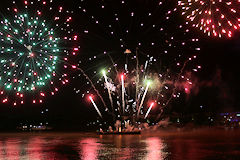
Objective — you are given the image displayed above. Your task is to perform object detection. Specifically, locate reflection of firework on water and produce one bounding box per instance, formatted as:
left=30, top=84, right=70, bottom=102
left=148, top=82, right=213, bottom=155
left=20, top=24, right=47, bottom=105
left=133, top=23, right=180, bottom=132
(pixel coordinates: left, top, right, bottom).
left=73, top=0, right=201, bottom=123
left=178, top=0, right=240, bottom=38
left=0, top=0, right=79, bottom=105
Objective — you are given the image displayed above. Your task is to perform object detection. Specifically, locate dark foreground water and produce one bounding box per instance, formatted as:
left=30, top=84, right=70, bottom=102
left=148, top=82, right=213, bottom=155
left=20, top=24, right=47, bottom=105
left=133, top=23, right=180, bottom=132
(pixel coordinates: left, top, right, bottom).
left=0, top=129, right=239, bottom=160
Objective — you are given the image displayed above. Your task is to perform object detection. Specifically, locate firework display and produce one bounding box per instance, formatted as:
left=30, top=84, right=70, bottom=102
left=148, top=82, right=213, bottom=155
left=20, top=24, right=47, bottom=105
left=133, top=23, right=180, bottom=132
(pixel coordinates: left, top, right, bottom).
left=76, top=51, right=200, bottom=123
left=73, top=0, right=201, bottom=123
left=178, top=0, right=240, bottom=38
left=0, top=0, right=78, bottom=105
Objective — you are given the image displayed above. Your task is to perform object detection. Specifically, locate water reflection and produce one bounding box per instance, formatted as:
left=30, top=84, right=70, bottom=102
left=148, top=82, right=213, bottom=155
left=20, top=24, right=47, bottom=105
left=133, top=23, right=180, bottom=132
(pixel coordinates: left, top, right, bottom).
left=0, top=131, right=238, bottom=159
left=97, top=135, right=144, bottom=160
left=170, top=139, right=202, bottom=160
left=6, top=138, right=21, bottom=160
left=79, top=138, right=101, bottom=160
left=145, top=137, right=165, bottom=160
left=27, top=137, right=44, bottom=159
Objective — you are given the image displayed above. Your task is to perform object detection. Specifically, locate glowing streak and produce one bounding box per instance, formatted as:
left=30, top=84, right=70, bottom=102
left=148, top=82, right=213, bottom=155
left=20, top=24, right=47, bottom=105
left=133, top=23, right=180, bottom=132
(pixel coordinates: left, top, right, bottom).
left=89, top=96, right=102, bottom=118
left=137, top=82, right=150, bottom=118
left=77, top=67, right=108, bottom=110
left=144, top=60, right=148, bottom=70
left=144, top=102, right=155, bottom=119
left=135, top=48, right=140, bottom=111
left=102, top=70, right=114, bottom=111
left=121, top=74, right=125, bottom=113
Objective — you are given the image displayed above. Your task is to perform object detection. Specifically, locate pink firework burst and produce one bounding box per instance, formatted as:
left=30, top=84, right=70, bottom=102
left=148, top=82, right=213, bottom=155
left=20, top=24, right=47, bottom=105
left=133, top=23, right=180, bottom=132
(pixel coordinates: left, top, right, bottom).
left=178, top=0, right=240, bottom=38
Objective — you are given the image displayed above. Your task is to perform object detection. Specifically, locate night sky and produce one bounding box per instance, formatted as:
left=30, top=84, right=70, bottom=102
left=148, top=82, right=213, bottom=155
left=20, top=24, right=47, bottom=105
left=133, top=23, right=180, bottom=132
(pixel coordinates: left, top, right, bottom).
left=0, top=0, right=239, bottom=130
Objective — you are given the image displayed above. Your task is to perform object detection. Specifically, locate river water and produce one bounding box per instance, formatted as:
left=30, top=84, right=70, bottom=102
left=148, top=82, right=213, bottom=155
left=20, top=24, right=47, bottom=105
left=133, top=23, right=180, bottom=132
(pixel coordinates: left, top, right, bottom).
left=0, top=129, right=239, bottom=160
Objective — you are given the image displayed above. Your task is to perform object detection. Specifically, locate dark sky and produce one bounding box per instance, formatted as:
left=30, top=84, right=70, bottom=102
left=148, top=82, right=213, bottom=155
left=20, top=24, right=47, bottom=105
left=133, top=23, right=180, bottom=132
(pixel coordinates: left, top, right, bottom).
left=0, top=0, right=239, bottom=129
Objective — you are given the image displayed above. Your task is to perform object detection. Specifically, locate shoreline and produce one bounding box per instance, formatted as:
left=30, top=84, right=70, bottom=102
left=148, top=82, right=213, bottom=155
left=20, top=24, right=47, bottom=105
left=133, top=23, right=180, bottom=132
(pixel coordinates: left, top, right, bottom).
left=0, top=127, right=239, bottom=137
